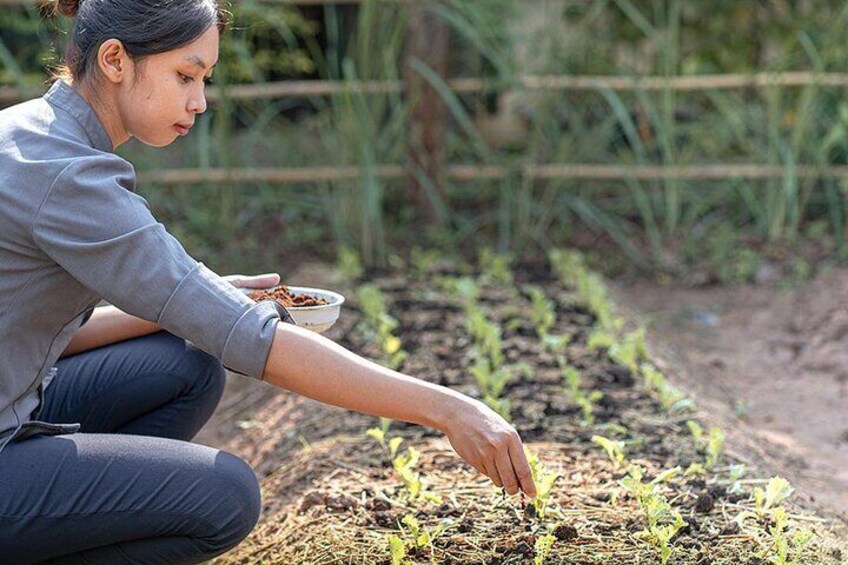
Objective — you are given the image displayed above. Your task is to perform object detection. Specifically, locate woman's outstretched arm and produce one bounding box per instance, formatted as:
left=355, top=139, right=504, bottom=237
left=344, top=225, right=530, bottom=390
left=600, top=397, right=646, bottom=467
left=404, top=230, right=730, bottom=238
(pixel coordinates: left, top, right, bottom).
left=262, top=321, right=538, bottom=498
left=60, top=305, right=161, bottom=357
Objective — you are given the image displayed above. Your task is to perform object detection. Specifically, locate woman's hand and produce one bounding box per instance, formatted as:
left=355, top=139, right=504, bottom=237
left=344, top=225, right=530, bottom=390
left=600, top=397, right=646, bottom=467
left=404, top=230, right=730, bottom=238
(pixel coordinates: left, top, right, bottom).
left=223, top=273, right=281, bottom=290
left=442, top=397, right=537, bottom=498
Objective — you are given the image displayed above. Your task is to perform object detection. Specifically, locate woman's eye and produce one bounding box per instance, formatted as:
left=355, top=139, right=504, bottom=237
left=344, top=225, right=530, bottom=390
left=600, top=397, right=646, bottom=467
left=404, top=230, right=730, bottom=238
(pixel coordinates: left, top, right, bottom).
left=178, top=73, right=192, bottom=83
left=203, top=77, right=214, bottom=86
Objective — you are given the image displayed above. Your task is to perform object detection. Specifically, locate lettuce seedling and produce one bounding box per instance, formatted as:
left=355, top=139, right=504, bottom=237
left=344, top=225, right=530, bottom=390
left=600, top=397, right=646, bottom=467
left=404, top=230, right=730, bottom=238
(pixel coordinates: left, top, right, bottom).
left=728, top=464, right=746, bottom=494
left=534, top=531, right=556, bottom=565
left=525, top=448, right=561, bottom=519
left=388, top=533, right=410, bottom=565
left=409, top=247, right=441, bottom=278
left=736, top=476, right=796, bottom=528
left=620, top=466, right=687, bottom=565
left=392, top=447, right=442, bottom=505
left=705, top=427, right=726, bottom=470
left=479, top=248, right=515, bottom=287
left=399, top=514, right=450, bottom=553
left=592, top=435, right=627, bottom=469
left=524, top=284, right=556, bottom=339
left=563, top=366, right=603, bottom=425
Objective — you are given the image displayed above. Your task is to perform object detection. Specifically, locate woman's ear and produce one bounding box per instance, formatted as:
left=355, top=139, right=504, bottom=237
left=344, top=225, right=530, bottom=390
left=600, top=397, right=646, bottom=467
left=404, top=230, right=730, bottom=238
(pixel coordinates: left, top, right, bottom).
left=96, top=39, right=130, bottom=84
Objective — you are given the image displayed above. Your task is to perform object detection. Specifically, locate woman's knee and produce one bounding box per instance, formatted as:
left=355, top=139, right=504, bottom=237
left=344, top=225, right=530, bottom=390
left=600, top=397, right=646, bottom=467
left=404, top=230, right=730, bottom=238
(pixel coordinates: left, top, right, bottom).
left=199, top=452, right=262, bottom=554
left=183, top=343, right=227, bottom=403
left=155, top=332, right=226, bottom=404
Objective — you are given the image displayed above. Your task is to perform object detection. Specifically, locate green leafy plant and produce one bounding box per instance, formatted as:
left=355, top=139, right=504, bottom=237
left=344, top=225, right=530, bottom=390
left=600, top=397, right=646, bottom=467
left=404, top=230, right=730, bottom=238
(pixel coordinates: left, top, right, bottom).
left=397, top=514, right=450, bottom=554
left=337, top=245, right=364, bottom=280
left=728, top=464, right=746, bottom=494
left=641, top=364, right=694, bottom=413
left=608, top=328, right=648, bottom=372
left=392, top=446, right=442, bottom=505
left=357, top=284, right=408, bottom=370
left=705, top=427, right=726, bottom=470
left=759, top=507, right=814, bottom=565
left=686, top=421, right=725, bottom=470
left=388, top=533, right=410, bottom=565
left=525, top=448, right=561, bottom=520
left=563, top=366, right=603, bottom=426
left=409, top=246, right=441, bottom=278
left=620, top=466, right=687, bottom=565
left=524, top=284, right=557, bottom=339
left=534, top=531, right=556, bottom=565
left=479, top=247, right=515, bottom=287
left=592, top=435, right=627, bottom=469
left=366, top=417, right=404, bottom=460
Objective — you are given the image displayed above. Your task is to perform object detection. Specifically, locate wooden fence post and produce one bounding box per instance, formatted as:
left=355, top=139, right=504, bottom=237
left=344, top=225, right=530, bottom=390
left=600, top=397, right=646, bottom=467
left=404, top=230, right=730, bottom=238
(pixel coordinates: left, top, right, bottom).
left=405, top=2, right=449, bottom=225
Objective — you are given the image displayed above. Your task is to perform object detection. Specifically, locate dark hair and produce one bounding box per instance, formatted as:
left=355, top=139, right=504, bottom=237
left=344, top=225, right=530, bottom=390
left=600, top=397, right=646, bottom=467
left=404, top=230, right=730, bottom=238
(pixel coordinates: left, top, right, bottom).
left=49, top=0, right=231, bottom=85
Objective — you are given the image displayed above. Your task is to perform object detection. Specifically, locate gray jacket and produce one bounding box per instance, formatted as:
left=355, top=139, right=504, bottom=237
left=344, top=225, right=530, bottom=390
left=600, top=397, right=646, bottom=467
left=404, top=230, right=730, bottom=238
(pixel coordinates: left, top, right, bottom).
left=0, top=80, right=289, bottom=454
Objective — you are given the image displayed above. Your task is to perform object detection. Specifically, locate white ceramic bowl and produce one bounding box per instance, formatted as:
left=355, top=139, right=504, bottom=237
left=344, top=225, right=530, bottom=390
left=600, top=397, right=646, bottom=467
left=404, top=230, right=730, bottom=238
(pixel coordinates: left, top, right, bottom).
left=243, top=286, right=345, bottom=334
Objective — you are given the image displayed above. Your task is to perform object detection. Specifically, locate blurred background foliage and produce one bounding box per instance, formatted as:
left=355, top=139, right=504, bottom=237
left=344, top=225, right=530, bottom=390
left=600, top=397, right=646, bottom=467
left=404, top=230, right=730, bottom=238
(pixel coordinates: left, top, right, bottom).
left=3, top=0, right=848, bottom=282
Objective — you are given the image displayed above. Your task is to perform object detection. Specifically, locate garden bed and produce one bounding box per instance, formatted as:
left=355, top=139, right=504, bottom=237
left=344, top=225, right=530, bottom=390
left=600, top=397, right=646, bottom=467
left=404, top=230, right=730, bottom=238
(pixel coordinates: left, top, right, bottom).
left=212, top=251, right=847, bottom=564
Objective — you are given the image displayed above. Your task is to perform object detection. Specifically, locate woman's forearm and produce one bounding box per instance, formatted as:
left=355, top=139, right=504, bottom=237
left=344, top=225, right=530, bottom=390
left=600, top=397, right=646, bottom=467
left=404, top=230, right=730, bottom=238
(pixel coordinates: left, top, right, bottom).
left=60, top=305, right=162, bottom=357
left=262, top=322, right=466, bottom=432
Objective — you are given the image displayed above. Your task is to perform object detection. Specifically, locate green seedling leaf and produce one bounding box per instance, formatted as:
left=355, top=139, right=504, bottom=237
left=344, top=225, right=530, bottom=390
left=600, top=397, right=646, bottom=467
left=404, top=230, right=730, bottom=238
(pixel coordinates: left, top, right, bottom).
left=592, top=435, right=626, bottom=469
left=388, top=533, right=408, bottom=565
left=366, top=427, right=386, bottom=449
left=534, top=532, right=556, bottom=565
left=705, top=427, right=726, bottom=470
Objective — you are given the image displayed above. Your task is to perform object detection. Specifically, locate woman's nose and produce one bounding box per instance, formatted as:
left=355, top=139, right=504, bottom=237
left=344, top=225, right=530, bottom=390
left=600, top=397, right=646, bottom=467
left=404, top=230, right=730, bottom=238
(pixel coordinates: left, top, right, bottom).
left=188, top=91, right=207, bottom=115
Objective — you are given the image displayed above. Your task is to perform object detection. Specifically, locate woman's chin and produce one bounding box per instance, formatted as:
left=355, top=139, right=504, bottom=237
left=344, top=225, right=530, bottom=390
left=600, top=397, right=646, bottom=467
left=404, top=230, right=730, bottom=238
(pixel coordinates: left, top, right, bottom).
left=140, top=135, right=178, bottom=148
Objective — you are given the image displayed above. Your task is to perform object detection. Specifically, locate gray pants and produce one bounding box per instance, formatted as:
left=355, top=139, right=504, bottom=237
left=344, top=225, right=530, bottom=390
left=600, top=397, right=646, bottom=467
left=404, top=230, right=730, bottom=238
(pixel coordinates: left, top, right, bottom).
left=0, top=332, right=261, bottom=564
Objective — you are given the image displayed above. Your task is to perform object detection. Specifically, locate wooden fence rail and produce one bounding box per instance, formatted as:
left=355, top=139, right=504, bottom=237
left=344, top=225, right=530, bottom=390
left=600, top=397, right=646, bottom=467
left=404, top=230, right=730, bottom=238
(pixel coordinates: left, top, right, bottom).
left=137, top=164, right=848, bottom=186
left=4, top=71, right=848, bottom=105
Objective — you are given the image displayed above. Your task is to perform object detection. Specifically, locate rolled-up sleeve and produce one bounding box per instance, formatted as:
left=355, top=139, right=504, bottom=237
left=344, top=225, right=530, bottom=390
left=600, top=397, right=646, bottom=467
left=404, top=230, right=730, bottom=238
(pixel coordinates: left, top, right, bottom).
left=32, top=154, right=288, bottom=379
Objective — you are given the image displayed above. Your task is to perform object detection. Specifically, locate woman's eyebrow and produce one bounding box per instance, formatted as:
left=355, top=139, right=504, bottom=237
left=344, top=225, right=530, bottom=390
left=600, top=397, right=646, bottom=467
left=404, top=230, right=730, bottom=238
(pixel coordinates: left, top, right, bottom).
left=184, top=55, right=217, bottom=71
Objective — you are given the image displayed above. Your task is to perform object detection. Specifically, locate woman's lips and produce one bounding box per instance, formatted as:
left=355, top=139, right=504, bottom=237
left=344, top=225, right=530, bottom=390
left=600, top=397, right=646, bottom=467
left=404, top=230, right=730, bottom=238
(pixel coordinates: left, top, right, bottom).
left=174, top=124, right=190, bottom=135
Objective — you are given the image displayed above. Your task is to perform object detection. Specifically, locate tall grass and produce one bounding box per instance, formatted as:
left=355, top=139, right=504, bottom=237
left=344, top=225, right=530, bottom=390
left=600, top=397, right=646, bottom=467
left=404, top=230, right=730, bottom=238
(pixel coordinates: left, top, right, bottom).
left=7, top=1, right=848, bottom=271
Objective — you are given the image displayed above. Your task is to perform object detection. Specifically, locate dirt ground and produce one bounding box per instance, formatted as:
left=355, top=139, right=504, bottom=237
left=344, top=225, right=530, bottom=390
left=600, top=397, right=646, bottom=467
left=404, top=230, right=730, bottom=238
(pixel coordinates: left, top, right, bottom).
left=193, top=260, right=848, bottom=562
left=612, top=270, right=848, bottom=524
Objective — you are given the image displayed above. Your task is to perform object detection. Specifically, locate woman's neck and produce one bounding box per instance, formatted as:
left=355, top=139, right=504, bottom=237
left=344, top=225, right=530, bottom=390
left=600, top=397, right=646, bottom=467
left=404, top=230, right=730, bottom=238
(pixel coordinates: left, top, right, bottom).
left=72, top=80, right=129, bottom=150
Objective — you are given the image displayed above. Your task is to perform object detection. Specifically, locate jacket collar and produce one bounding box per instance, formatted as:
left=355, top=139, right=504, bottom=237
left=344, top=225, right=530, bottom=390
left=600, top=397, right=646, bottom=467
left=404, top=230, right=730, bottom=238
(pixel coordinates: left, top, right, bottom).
left=43, top=80, right=114, bottom=153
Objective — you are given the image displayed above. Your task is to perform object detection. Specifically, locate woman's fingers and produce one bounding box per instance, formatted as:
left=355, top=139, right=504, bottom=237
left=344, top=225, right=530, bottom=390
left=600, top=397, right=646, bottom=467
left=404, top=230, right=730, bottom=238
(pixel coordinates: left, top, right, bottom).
left=224, top=273, right=281, bottom=289
left=494, top=451, right=519, bottom=495
left=481, top=459, right=503, bottom=489
left=509, top=439, right=537, bottom=497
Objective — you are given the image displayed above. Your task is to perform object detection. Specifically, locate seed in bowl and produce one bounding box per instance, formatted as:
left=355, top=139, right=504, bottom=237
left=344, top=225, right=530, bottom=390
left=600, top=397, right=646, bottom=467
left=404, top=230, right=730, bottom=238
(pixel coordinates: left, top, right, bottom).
left=248, top=285, right=328, bottom=308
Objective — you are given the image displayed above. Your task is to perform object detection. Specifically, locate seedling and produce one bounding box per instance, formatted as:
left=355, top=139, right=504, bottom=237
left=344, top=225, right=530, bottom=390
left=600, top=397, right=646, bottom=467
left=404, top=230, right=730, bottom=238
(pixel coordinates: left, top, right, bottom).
left=337, top=245, right=364, bottom=280
left=641, top=364, right=694, bottom=413
left=525, top=448, right=561, bottom=519
left=728, top=464, right=746, bottom=494
left=620, top=466, right=687, bottom=565
left=388, top=534, right=410, bottom=565
left=479, top=247, right=515, bottom=287
left=366, top=419, right=404, bottom=460
left=524, top=284, right=556, bottom=339
left=759, top=507, right=814, bottom=565
left=705, top=427, right=726, bottom=470
left=392, top=446, right=442, bottom=505
left=563, top=366, right=603, bottom=426
left=592, top=435, right=627, bottom=469
left=686, top=421, right=725, bottom=470
left=466, top=307, right=505, bottom=369
left=534, top=531, right=556, bottom=565
left=608, top=328, right=648, bottom=373
left=398, top=514, right=450, bottom=553
left=409, top=246, right=440, bottom=278
left=357, top=285, right=408, bottom=370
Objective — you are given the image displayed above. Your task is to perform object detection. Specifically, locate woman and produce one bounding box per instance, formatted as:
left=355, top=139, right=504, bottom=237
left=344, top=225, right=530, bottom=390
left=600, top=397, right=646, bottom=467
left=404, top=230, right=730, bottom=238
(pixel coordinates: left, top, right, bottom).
left=0, top=0, right=537, bottom=562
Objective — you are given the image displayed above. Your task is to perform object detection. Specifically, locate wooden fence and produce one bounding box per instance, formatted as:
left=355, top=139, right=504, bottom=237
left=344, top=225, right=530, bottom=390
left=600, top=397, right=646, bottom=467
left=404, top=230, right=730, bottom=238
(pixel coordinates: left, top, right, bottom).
left=3, top=0, right=848, bottom=218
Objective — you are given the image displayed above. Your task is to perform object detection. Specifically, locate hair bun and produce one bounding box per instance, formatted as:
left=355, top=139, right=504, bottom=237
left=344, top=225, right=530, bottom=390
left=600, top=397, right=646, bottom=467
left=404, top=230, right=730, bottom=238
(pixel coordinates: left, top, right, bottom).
left=52, top=0, right=82, bottom=18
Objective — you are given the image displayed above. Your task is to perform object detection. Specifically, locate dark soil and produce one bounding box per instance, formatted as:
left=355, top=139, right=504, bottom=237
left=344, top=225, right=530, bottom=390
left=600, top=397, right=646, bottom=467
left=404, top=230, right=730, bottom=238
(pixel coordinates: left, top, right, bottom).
left=199, top=261, right=847, bottom=564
